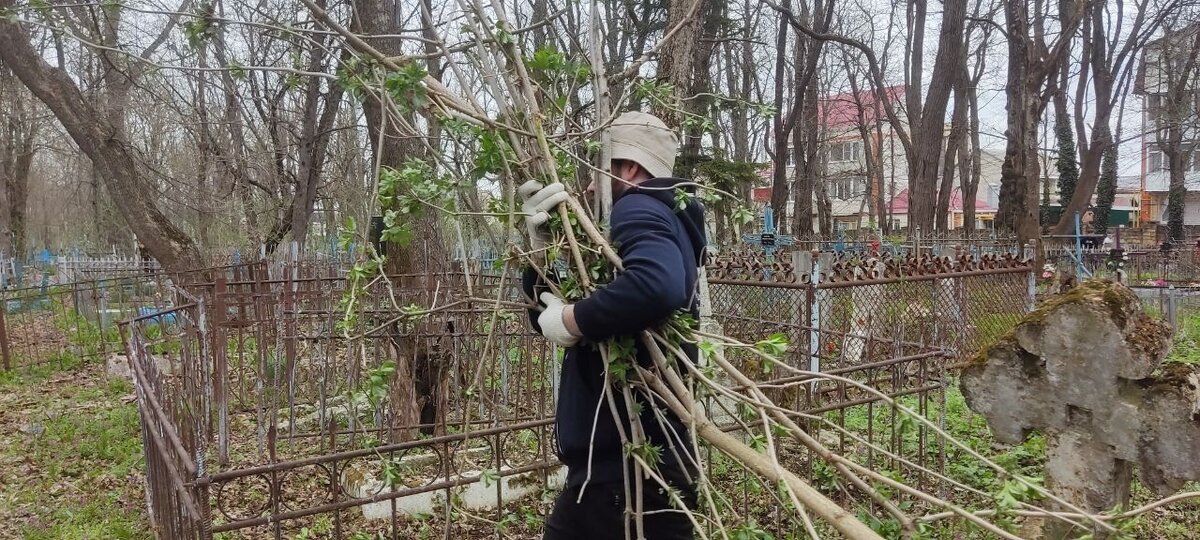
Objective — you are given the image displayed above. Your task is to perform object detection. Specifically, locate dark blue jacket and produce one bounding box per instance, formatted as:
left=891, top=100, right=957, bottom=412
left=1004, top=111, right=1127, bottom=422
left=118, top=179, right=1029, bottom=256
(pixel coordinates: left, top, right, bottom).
left=524, top=177, right=707, bottom=488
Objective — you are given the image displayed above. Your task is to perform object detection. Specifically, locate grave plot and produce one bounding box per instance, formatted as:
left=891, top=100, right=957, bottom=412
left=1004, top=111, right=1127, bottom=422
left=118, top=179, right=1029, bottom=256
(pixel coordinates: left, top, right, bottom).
left=119, top=259, right=981, bottom=539
left=0, top=274, right=174, bottom=371
left=123, top=264, right=562, bottom=538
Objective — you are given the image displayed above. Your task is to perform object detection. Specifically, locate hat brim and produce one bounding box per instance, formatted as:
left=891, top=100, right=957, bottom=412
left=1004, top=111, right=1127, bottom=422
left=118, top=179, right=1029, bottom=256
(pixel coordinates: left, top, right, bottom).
left=611, top=140, right=674, bottom=179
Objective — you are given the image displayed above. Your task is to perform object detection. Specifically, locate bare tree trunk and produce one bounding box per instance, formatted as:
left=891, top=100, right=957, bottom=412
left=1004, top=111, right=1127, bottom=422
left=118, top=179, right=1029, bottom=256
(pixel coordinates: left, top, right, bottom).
left=937, top=72, right=968, bottom=231
left=906, top=0, right=967, bottom=233
left=290, top=45, right=344, bottom=249
left=353, top=0, right=450, bottom=440
left=1153, top=27, right=1200, bottom=242
left=671, top=0, right=721, bottom=178
left=1050, top=0, right=1158, bottom=233
left=212, top=0, right=262, bottom=246
left=996, top=0, right=1080, bottom=247
left=0, top=70, right=37, bottom=256
left=996, top=80, right=1044, bottom=244
left=655, top=0, right=709, bottom=149
left=790, top=31, right=815, bottom=235
left=195, top=40, right=214, bottom=248
left=769, top=0, right=792, bottom=230
left=1166, top=125, right=1187, bottom=240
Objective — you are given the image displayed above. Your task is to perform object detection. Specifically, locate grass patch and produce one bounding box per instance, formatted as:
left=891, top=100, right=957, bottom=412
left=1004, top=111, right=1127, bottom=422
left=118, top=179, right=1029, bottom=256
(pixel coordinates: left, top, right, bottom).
left=0, top=360, right=150, bottom=539
left=1165, top=308, right=1200, bottom=364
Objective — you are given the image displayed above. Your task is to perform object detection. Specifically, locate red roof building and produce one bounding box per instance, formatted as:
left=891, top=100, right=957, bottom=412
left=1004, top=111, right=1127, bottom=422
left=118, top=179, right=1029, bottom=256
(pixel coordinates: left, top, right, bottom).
left=887, top=188, right=995, bottom=213
left=819, top=86, right=905, bottom=129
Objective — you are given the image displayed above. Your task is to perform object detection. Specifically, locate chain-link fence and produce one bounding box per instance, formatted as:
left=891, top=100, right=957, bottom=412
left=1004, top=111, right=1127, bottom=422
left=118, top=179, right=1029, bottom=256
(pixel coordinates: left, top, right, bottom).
left=707, top=251, right=1035, bottom=360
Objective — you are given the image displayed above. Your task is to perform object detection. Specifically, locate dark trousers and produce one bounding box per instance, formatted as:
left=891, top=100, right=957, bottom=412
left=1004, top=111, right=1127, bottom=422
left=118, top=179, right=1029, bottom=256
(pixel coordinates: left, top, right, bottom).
left=543, top=480, right=696, bottom=540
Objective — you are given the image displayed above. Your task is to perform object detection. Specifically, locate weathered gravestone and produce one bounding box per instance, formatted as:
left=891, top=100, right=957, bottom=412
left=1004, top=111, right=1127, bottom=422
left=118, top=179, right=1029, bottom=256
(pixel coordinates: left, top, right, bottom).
left=961, top=280, right=1200, bottom=537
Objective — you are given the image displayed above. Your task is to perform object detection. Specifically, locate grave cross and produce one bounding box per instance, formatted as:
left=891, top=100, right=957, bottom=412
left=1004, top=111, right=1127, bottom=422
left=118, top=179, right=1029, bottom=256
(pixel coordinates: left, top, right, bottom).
left=962, top=281, right=1200, bottom=537
left=741, top=207, right=796, bottom=278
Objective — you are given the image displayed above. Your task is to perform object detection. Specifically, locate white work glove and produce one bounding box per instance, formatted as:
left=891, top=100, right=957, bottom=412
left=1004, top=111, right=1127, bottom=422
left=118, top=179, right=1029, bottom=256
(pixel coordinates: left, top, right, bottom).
left=537, top=292, right=581, bottom=347
left=518, top=180, right=569, bottom=251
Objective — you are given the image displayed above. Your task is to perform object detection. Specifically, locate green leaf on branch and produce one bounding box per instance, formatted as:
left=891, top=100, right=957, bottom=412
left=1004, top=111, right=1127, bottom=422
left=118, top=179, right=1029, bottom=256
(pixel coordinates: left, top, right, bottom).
left=609, top=336, right=637, bottom=362
left=383, top=63, right=429, bottom=113
left=730, top=521, right=773, bottom=540
left=227, top=61, right=247, bottom=81
left=754, top=333, right=789, bottom=358
left=673, top=189, right=691, bottom=211
left=399, top=303, right=426, bottom=321
left=349, top=258, right=381, bottom=281
left=492, top=23, right=515, bottom=45
left=527, top=47, right=566, bottom=73
left=606, top=357, right=632, bottom=383
left=733, top=206, right=755, bottom=226
left=623, top=442, right=663, bottom=467
left=336, top=56, right=376, bottom=98
left=183, top=16, right=215, bottom=49
left=383, top=458, right=404, bottom=487
left=994, top=475, right=1044, bottom=512
left=338, top=216, right=357, bottom=252
left=284, top=73, right=302, bottom=90
left=380, top=223, right=413, bottom=247
left=473, top=130, right=513, bottom=180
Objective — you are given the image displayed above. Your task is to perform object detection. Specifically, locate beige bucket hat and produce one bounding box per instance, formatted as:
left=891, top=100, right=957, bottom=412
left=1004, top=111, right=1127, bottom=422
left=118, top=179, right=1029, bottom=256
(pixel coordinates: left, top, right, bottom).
left=609, top=111, right=679, bottom=179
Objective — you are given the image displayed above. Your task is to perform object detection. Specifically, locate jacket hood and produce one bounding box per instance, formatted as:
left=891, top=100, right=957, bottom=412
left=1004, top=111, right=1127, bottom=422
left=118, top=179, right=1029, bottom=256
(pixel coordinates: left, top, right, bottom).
left=620, top=177, right=708, bottom=266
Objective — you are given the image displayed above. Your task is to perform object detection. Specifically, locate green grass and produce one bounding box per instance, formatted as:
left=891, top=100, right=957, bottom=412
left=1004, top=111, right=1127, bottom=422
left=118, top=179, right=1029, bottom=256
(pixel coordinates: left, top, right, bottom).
left=0, top=358, right=151, bottom=539
left=1165, top=307, right=1200, bottom=364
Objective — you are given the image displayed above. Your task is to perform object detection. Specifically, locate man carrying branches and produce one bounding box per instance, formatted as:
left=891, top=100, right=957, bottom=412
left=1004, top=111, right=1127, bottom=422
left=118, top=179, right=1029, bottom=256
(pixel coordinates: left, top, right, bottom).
left=521, top=112, right=707, bottom=540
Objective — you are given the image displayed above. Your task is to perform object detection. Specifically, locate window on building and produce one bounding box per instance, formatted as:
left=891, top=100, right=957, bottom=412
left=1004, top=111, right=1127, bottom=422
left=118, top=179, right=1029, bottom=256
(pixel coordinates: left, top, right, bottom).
left=828, top=141, right=862, bottom=162
left=832, top=176, right=863, bottom=200
left=1150, top=149, right=1200, bottom=172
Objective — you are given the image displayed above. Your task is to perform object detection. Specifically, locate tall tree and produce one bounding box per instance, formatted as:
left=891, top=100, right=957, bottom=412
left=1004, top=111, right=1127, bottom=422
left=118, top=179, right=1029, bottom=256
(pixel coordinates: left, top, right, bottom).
left=1053, top=114, right=1080, bottom=210
left=994, top=0, right=1082, bottom=246
left=1093, top=127, right=1120, bottom=236
left=0, top=66, right=39, bottom=257
left=961, top=0, right=1000, bottom=233
left=0, top=0, right=203, bottom=269
left=656, top=0, right=717, bottom=178
left=842, top=55, right=888, bottom=231
left=1051, top=0, right=1168, bottom=234
left=772, top=0, right=968, bottom=234
left=350, top=0, right=452, bottom=440
left=765, top=0, right=832, bottom=234
left=937, top=68, right=968, bottom=231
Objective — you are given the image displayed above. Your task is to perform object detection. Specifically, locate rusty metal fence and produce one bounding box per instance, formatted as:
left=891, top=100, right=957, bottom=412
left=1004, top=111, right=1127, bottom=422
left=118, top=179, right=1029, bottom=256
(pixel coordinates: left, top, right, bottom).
left=0, top=276, right=171, bottom=371
left=122, top=266, right=561, bottom=539
left=0, top=263, right=271, bottom=372
left=700, top=250, right=1035, bottom=534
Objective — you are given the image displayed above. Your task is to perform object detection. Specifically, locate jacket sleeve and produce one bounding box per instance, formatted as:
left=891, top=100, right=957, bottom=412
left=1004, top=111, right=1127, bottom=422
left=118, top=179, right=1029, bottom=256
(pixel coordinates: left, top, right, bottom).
left=521, top=266, right=545, bottom=333
left=572, top=195, right=690, bottom=342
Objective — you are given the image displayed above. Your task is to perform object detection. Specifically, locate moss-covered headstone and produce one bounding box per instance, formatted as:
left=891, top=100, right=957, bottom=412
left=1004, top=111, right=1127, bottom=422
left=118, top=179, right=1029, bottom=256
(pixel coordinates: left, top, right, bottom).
left=962, top=280, right=1200, bottom=538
